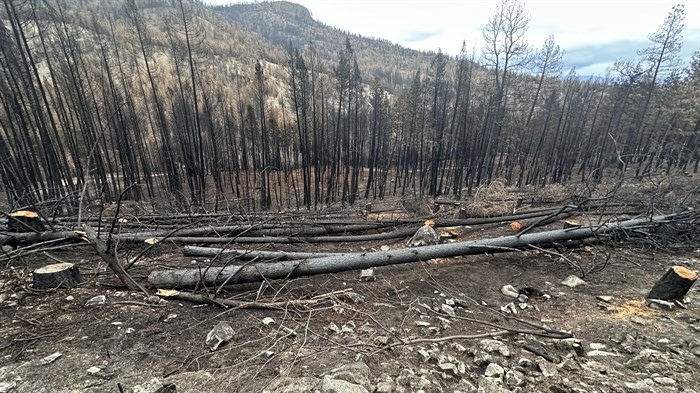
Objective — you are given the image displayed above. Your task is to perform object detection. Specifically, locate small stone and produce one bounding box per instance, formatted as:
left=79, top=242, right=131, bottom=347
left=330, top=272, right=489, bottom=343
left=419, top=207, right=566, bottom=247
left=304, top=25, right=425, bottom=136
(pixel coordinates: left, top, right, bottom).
left=380, top=245, right=390, bottom=251
left=359, top=269, right=375, bottom=282
left=376, top=381, right=394, bottom=393
left=341, top=321, right=356, bottom=333
left=484, top=363, right=505, bottom=379
left=535, top=357, right=558, bottom=378
left=415, top=321, right=431, bottom=327
left=417, top=349, right=431, bottom=362
left=452, top=343, right=467, bottom=352
left=657, top=338, right=670, bottom=345
left=625, top=381, right=651, bottom=390
left=561, top=275, right=587, bottom=288
left=587, top=350, right=621, bottom=357
left=645, top=298, right=675, bottom=311
left=505, top=370, right=525, bottom=388
left=589, top=342, right=607, bottom=350
left=205, top=321, right=235, bottom=351
left=438, top=362, right=459, bottom=375
left=596, top=295, right=613, bottom=303
left=501, top=285, right=519, bottom=298
left=85, top=295, right=106, bottom=306
left=441, top=304, right=456, bottom=317
left=65, top=295, right=74, bottom=301
left=500, top=302, right=517, bottom=314
left=86, top=366, right=102, bottom=375
left=517, top=294, right=528, bottom=303
left=125, top=328, right=135, bottom=334
left=37, top=352, right=62, bottom=365
left=479, top=339, right=510, bottom=357
left=328, top=323, right=341, bottom=334
left=261, top=317, right=276, bottom=326
left=652, top=376, right=676, bottom=385
left=445, top=298, right=456, bottom=306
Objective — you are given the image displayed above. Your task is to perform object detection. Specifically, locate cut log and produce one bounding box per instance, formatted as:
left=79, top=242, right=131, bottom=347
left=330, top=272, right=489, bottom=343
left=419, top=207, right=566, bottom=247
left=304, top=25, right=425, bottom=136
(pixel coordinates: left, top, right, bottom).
left=149, top=214, right=675, bottom=289
left=33, top=263, right=83, bottom=289
left=184, top=246, right=344, bottom=261
left=647, top=266, right=697, bottom=301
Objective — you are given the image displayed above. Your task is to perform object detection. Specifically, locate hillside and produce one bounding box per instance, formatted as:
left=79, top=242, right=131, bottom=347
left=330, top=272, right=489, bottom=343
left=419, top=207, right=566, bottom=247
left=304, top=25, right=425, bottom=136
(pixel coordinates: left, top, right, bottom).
left=211, top=1, right=439, bottom=91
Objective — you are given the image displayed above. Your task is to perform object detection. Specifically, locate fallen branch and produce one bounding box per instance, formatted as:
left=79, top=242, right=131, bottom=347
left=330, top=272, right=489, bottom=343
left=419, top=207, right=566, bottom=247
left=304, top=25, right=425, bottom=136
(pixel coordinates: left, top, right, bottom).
left=83, top=225, right=149, bottom=296
left=149, top=214, right=677, bottom=288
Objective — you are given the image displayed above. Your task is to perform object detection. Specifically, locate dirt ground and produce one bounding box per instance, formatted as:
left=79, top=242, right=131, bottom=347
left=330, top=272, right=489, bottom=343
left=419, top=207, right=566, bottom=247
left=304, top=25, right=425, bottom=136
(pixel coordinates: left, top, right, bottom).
left=1, top=180, right=699, bottom=392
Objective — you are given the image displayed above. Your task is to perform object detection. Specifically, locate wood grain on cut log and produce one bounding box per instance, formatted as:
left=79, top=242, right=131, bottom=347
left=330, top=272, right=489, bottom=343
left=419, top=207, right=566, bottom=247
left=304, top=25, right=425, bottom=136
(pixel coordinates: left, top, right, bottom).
left=647, top=266, right=697, bottom=301
left=33, top=263, right=83, bottom=289
left=149, top=215, right=673, bottom=289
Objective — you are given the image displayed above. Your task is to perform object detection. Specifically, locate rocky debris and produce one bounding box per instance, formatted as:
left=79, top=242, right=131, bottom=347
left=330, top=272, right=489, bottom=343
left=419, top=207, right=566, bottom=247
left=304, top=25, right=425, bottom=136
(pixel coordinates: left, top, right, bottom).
left=131, top=378, right=171, bottom=393
left=535, top=357, right=558, bottom=378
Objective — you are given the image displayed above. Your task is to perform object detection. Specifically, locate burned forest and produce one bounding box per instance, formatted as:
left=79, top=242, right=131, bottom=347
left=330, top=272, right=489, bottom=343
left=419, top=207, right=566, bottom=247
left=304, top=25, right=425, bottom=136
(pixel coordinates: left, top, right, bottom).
left=0, top=0, right=699, bottom=392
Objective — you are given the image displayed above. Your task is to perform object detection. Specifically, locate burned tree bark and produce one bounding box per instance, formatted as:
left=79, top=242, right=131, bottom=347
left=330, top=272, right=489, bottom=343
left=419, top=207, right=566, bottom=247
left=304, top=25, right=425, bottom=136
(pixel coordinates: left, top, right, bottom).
left=149, top=214, right=677, bottom=288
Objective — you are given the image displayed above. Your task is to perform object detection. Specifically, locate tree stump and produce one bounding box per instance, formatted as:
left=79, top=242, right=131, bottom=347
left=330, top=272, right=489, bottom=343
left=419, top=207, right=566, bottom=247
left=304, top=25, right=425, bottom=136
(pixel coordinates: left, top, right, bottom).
left=8, top=210, right=45, bottom=232
left=144, top=237, right=162, bottom=258
left=33, top=263, right=83, bottom=290
left=647, top=266, right=697, bottom=301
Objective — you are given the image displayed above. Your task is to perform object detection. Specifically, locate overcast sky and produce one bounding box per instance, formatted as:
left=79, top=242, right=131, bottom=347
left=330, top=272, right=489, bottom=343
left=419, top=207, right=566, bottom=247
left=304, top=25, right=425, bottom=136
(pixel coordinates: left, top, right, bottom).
left=206, top=0, right=700, bottom=76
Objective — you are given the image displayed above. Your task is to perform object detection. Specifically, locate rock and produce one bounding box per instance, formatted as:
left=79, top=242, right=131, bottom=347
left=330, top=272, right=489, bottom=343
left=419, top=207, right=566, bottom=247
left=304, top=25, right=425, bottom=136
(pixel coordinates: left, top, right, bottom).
left=587, top=350, right=622, bottom=357
left=561, top=275, right=587, bottom=288
left=85, top=295, right=106, bottom=306
left=375, top=374, right=395, bottom=393
left=517, top=294, right=529, bottom=303
left=36, top=352, right=62, bottom=365
left=596, top=295, right=613, bottom=303
left=65, top=295, right=74, bottom=301
left=328, top=323, right=341, bottom=334
left=341, top=321, right=356, bottom=333
left=0, top=382, right=16, bottom=393
left=262, top=376, right=321, bottom=393
left=505, top=370, right=525, bottom=388
left=652, top=376, right=676, bottom=385
left=624, top=381, right=652, bottom=391
left=321, top=375, right=369, bottom=393
left=359, top=269, right=375, bottom=282
left=589, top=342, right=607, bottom=350
left=86, top=366, right=102, bottom=375
left=328, top=362, right=371, bottom=391
left=645, top=298, right=675, bottom=311
left=477, top=377, right=510, bottom=393
left=535, top=357, right=558, bottom=378
left=262, top=317, right=276, bottom=326
left=500, top=302, right=517, bottom=314
left=415, top=321, right=432, bottom=327
left=132, top=378, right=170, bottom=393
left=417, top=349, right=432, bottom=362
left=441, top=304, right=456, bottom=317
left=479, top=339, right=510, bottom=357
left=484, top=363, right=505, bottom=379
left=205, top=321, right=235, bottom=351
left=500, top=285, right=519, bottom=298
left=380, top=245, right=390, bottom=251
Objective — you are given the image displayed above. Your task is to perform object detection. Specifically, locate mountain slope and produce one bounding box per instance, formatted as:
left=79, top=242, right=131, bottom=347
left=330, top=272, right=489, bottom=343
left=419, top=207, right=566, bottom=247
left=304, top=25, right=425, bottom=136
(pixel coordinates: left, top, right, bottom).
left=211, top=1, right=438, bottom=91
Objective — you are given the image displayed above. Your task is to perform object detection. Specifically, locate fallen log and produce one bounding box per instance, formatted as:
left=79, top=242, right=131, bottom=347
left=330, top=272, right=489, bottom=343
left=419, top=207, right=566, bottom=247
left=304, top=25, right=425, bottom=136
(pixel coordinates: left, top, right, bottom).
left=184, top=245, right=345, bottom=261
left=149, top=214, right=674, bottom=288
left=0, top=231, right=85, bottom=247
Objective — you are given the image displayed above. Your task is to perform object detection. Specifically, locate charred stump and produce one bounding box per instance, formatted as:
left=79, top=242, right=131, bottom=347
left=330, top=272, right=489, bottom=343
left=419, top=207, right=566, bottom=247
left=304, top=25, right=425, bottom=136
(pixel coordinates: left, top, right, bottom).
left=647, top=266, right=697, bottom=301
left=33, top=263, right=83, bottom=290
